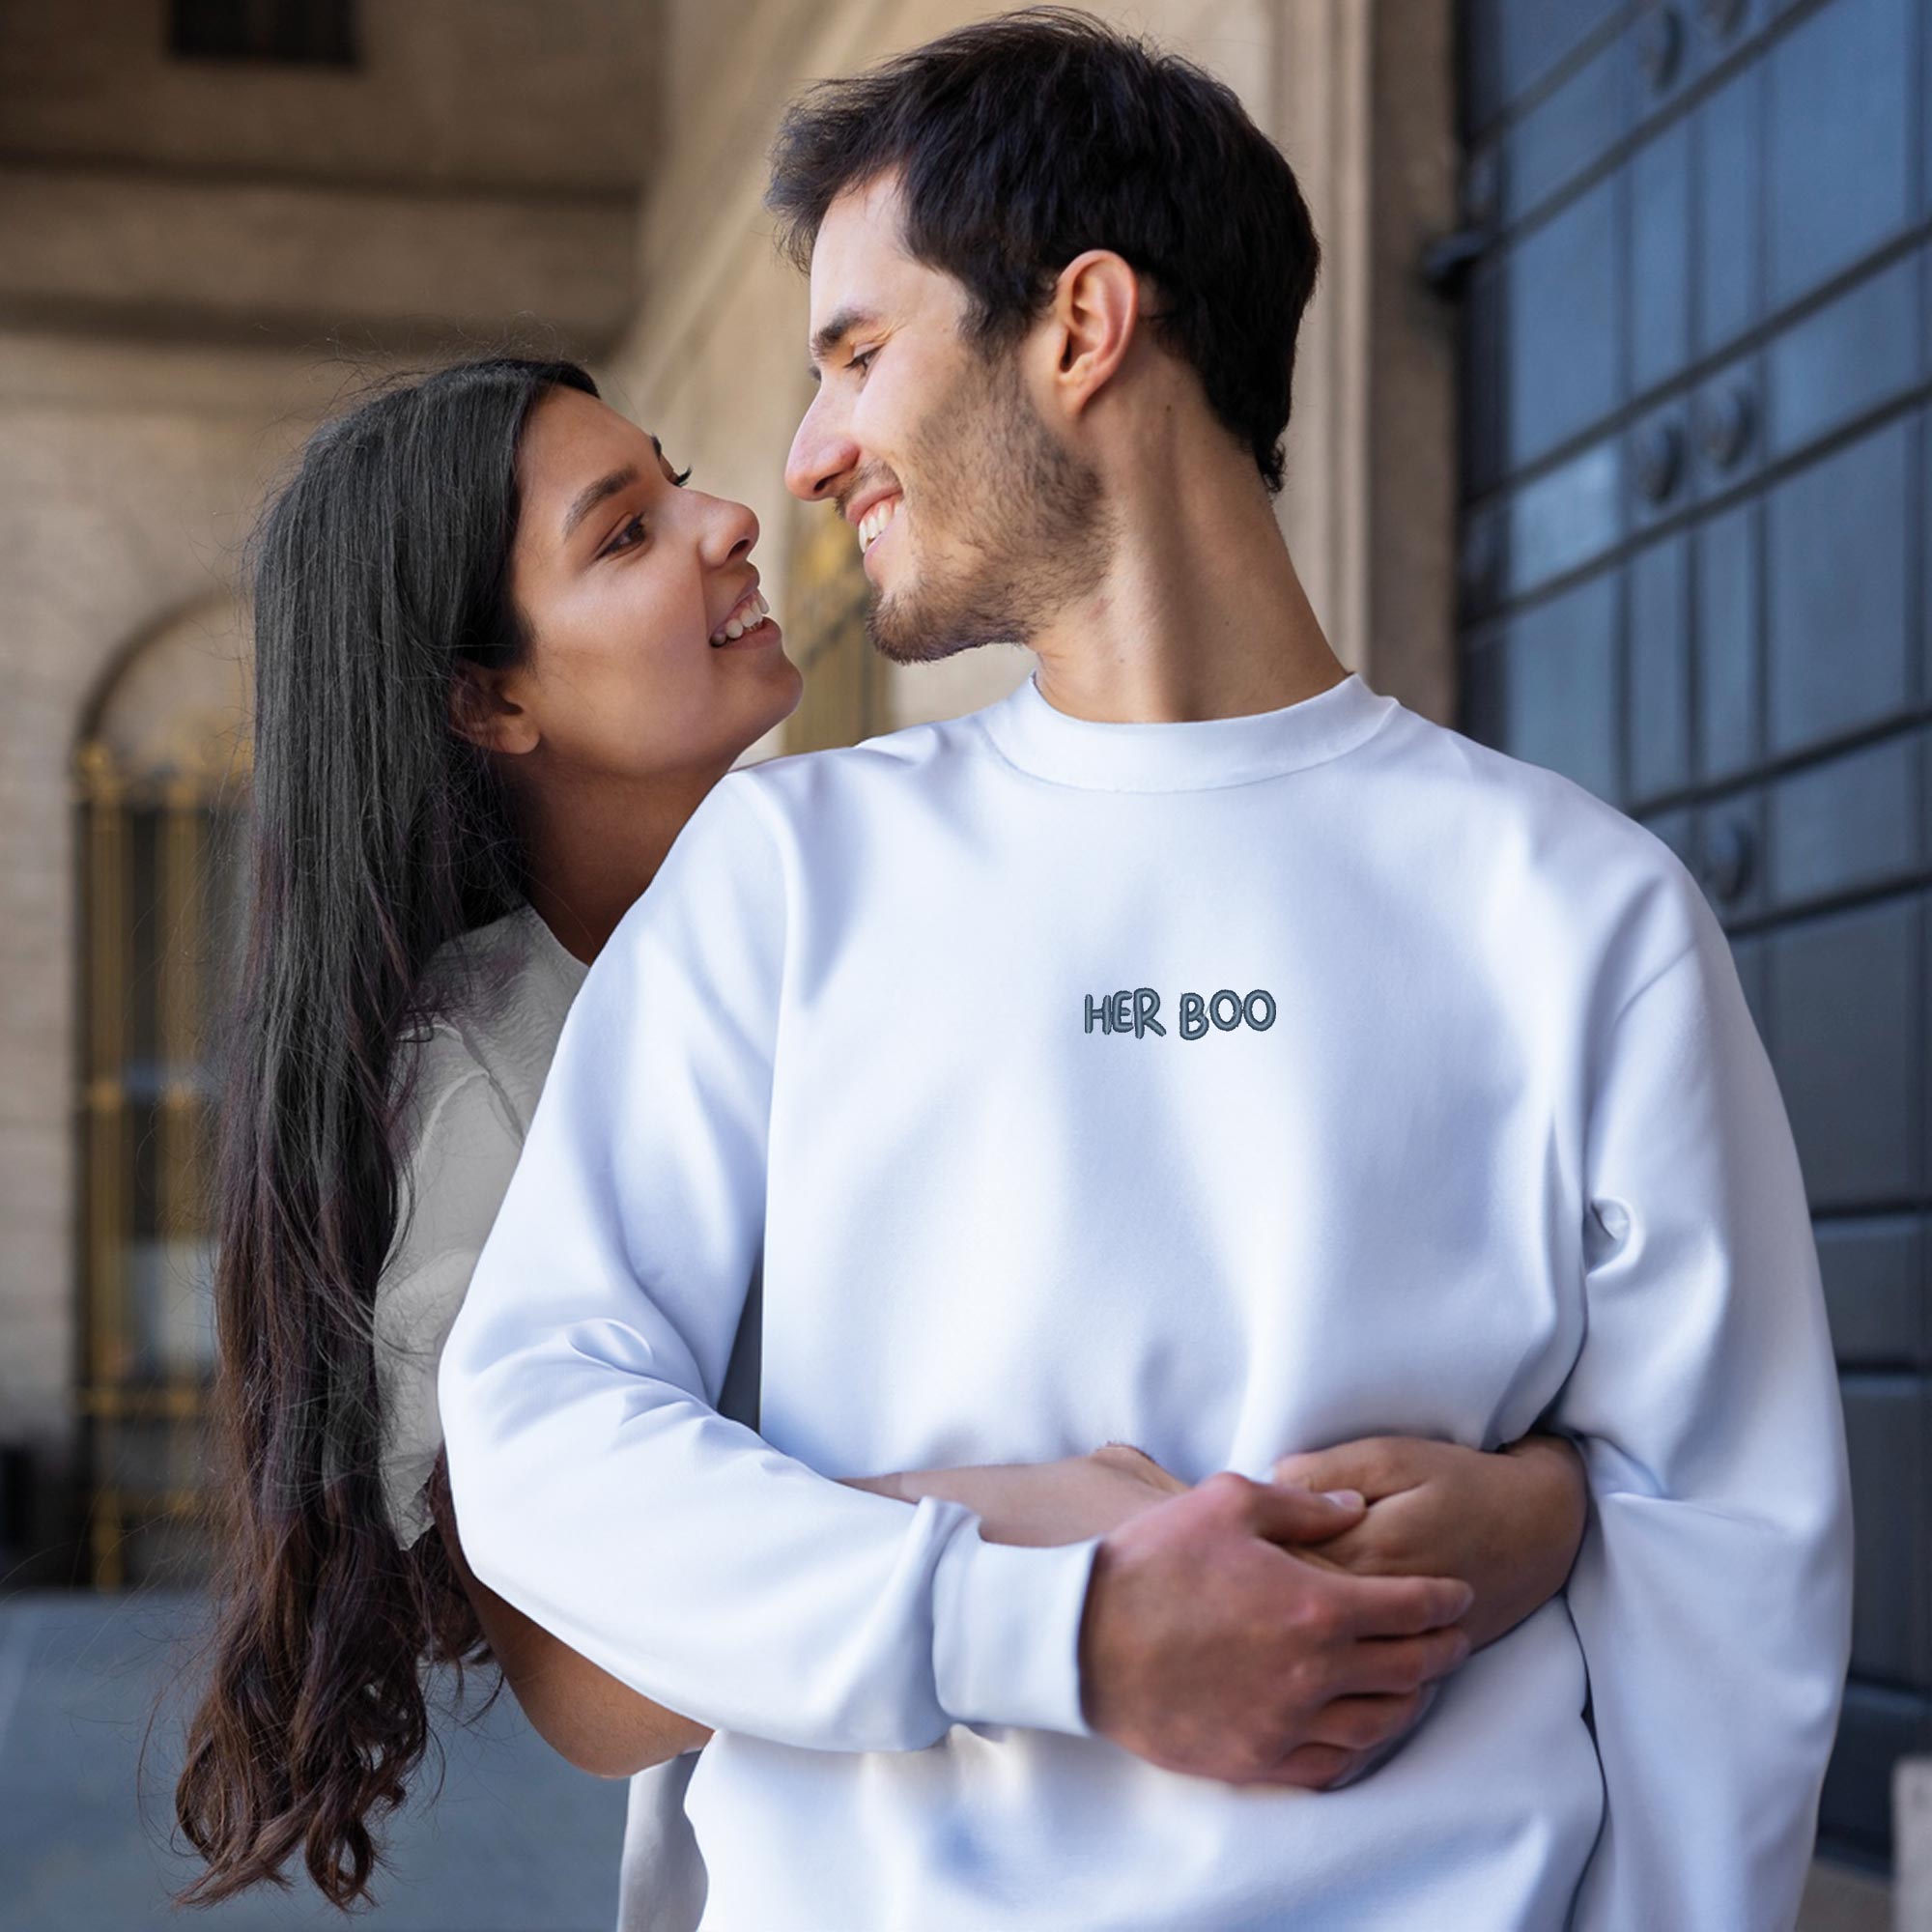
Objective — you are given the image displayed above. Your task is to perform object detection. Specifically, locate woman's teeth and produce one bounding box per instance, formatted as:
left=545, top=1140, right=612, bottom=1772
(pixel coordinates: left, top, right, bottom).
left=858, top=497, right=900, bottom=554
left=710, top=590, right=771, bottom=645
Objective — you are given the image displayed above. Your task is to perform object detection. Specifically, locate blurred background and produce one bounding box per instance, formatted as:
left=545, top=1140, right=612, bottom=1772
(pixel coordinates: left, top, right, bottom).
left=0, top=0, right=1920, bottom=1924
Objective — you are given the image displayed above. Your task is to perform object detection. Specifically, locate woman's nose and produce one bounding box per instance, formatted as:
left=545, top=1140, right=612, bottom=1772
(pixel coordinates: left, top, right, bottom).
left=701, top=494, right=759, bottom=566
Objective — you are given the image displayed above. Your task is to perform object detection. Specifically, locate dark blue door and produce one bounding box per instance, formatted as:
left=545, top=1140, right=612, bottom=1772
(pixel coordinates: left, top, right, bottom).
left=1456, top=0, right=1930, bottom=1869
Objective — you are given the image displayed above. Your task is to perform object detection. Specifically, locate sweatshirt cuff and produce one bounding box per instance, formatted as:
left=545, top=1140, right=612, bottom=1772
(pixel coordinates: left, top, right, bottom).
left=929, top=1517, right=1101, bottom=1738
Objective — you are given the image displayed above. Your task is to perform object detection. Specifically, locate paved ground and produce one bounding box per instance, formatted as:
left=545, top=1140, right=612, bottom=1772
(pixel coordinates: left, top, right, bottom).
left=0, top=1588, right=628, bottom=1932
left=0, top=1585, right=1897, bottom=1932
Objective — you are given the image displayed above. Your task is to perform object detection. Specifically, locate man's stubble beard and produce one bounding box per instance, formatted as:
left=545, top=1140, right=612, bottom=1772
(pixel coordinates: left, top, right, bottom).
left=864, top=347, right=1116, bottom=667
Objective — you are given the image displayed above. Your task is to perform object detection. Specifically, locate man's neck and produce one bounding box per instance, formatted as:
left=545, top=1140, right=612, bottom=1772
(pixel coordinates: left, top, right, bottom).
left=1026, top=442, right=1347, bottom=725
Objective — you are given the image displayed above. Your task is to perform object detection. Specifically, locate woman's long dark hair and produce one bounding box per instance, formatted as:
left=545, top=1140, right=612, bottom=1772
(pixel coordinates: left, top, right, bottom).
left=172, top=355, right=599, bottom=1909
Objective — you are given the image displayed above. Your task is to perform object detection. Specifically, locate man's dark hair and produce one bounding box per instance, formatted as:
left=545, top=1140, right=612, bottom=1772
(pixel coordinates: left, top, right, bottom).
left=765, top=6, right=1321, bottom=496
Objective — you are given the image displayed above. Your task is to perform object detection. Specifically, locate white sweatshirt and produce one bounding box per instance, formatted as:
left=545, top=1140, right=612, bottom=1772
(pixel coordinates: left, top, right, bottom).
left=439, top=668, right=1853, bottom=1932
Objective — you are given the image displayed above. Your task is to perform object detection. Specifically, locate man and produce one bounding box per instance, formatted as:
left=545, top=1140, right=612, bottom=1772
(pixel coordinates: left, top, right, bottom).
left=440, top=12, right=1852, bottom=1928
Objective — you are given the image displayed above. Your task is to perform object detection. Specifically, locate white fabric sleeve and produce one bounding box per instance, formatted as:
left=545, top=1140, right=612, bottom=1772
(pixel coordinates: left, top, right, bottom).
left=1553, top=902, right=1854, bottom=1932
left=373, top=1063, right=524, bottom=1549
left=436, top=777, right=1101, bottom=1751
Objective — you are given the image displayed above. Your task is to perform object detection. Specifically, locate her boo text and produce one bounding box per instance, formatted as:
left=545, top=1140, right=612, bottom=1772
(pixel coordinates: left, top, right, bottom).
left=1084, top=988, right=1277, bottom=1039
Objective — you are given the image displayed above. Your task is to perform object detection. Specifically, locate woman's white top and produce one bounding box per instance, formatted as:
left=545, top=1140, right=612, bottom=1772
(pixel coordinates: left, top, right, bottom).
left=374, top=903, right=588, bottom=1549
left=372, top=902, right=706, bottom=1932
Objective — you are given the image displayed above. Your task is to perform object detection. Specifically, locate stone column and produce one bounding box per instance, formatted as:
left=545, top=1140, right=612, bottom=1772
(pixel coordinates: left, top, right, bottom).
left=1273, top=0, right=1458, bottom=723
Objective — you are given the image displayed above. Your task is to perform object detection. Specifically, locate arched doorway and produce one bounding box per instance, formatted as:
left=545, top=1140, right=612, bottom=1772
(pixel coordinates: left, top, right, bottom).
left=73, top=599, right=250, bottom=1588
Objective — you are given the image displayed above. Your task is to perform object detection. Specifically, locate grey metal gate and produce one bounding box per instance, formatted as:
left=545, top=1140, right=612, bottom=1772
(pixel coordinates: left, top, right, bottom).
left=1452, top=0, right=1929, bottom=1867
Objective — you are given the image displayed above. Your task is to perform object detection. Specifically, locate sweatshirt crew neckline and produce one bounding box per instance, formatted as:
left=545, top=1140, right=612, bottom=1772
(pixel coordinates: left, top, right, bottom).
left=975, top=666, right=1398, bottom=792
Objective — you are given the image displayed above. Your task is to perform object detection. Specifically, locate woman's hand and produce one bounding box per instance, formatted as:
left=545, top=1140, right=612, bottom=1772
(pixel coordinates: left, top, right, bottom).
left=842, top=1440, right=1189, bottom=1547
left=1266, top=1433, right=1587, bottom=1652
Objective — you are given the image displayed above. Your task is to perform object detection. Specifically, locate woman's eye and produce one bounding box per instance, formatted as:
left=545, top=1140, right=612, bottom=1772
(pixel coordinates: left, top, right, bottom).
left=605, top=467, right=691, bottom=554
left=605, top=513, right=647, bottom=555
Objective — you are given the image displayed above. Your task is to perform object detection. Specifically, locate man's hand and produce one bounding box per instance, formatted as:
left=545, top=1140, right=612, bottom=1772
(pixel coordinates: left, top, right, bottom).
left=1268, top=1434, right=1587, bottom=1652
left=1078, top=1472, right=1474, bottom=1790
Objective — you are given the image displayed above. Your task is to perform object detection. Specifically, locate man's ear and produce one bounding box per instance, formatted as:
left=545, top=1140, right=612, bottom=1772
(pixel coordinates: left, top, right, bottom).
left=448, top=659, right=538, bottom=757
left=1044, top=249, right=1142, bottom=416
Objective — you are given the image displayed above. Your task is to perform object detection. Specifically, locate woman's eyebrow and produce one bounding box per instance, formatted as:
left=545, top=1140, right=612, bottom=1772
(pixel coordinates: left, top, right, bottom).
left=560, top=465, right=639, bottom=544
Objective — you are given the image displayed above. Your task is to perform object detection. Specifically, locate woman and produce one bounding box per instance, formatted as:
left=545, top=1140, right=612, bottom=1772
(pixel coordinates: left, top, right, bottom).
left=173, top=356, right=1587, bottom=1922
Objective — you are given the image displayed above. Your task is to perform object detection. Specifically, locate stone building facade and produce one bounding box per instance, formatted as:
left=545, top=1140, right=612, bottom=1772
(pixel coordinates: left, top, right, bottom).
left=0, top=0, right=1453, bottom=1588
left=0, top=0, right=652, bottom=1582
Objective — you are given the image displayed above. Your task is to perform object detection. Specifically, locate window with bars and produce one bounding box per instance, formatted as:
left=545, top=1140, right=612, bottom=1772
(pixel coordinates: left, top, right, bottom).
left=169, top=0, right=358, bottom=67
left=76, top=611, right=252, bottom=1590
left=77, top=747, right=249, bottom=1588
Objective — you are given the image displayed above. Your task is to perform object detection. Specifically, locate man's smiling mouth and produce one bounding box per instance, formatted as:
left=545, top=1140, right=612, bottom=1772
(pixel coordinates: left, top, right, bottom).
left=858, top=495, right=901, bottom=555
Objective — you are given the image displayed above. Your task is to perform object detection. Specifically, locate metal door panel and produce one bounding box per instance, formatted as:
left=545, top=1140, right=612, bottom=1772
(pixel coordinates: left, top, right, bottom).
left=1695, top=785, right=1771, bottom=927
left=1506, top=37, right=1628, bottom=225
left=1767, top=0, right=1917, bottom=311
left=1632, top=114, right=1693, bottom=395
left=1492, top=572, right=1623, bottom=801
left=1507, top=438, right=1624, bottom=594
left=1482, top=0, right=1625, bottom=116
left=1461, top=255, right=1506, bottom=504
left=1695, top=62, right=1765, bottom=355
left=1507, top=173, right=1623, bottom=469
left=1767, top=249, right=1923, bottom=462
left=1694, top=499, right=1762, bottom=782
left=1629, top=395, right=1696, bottom=539
left=1628, top=533, right=1692, bottom=802
left=1766, top=895, right=1921, bottom=1209
left=1689, top=351, right=1766, bottom=504
left=1818, top=1215, right=1928, bottom=1368
left=1766, top=418, right=1914, bottom=759
left=1768, top=730, right=1923, bottom=910
left=1460, top=0, right=1928, bottom=1862
left=1841, top=1375, right=1929, bottom=1686
left=1824, top=1685, right=1932, bottom=1858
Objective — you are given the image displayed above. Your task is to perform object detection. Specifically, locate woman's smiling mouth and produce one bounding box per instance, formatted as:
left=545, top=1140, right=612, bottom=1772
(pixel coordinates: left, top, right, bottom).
left=710, top=586, right=774, bottom=646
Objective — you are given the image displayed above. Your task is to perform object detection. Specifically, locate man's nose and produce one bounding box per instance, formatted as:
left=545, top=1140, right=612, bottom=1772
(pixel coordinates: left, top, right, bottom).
left=785, top=392, right=859, bottom=505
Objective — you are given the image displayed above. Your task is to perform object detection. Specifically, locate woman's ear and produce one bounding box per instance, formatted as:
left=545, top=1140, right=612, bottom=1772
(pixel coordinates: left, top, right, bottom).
left=448, top=660, right=538, bottom=757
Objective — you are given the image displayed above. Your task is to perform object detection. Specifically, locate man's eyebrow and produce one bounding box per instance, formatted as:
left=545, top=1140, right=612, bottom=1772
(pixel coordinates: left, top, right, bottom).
left=807, top=306, right=883, bottom=383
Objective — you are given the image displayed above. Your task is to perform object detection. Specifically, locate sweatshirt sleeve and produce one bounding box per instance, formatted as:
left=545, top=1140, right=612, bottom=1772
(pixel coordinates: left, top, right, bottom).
left=436, top=776, right=1101, bottom=1752
left=1552, top=896, right=1854, bottom=1931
